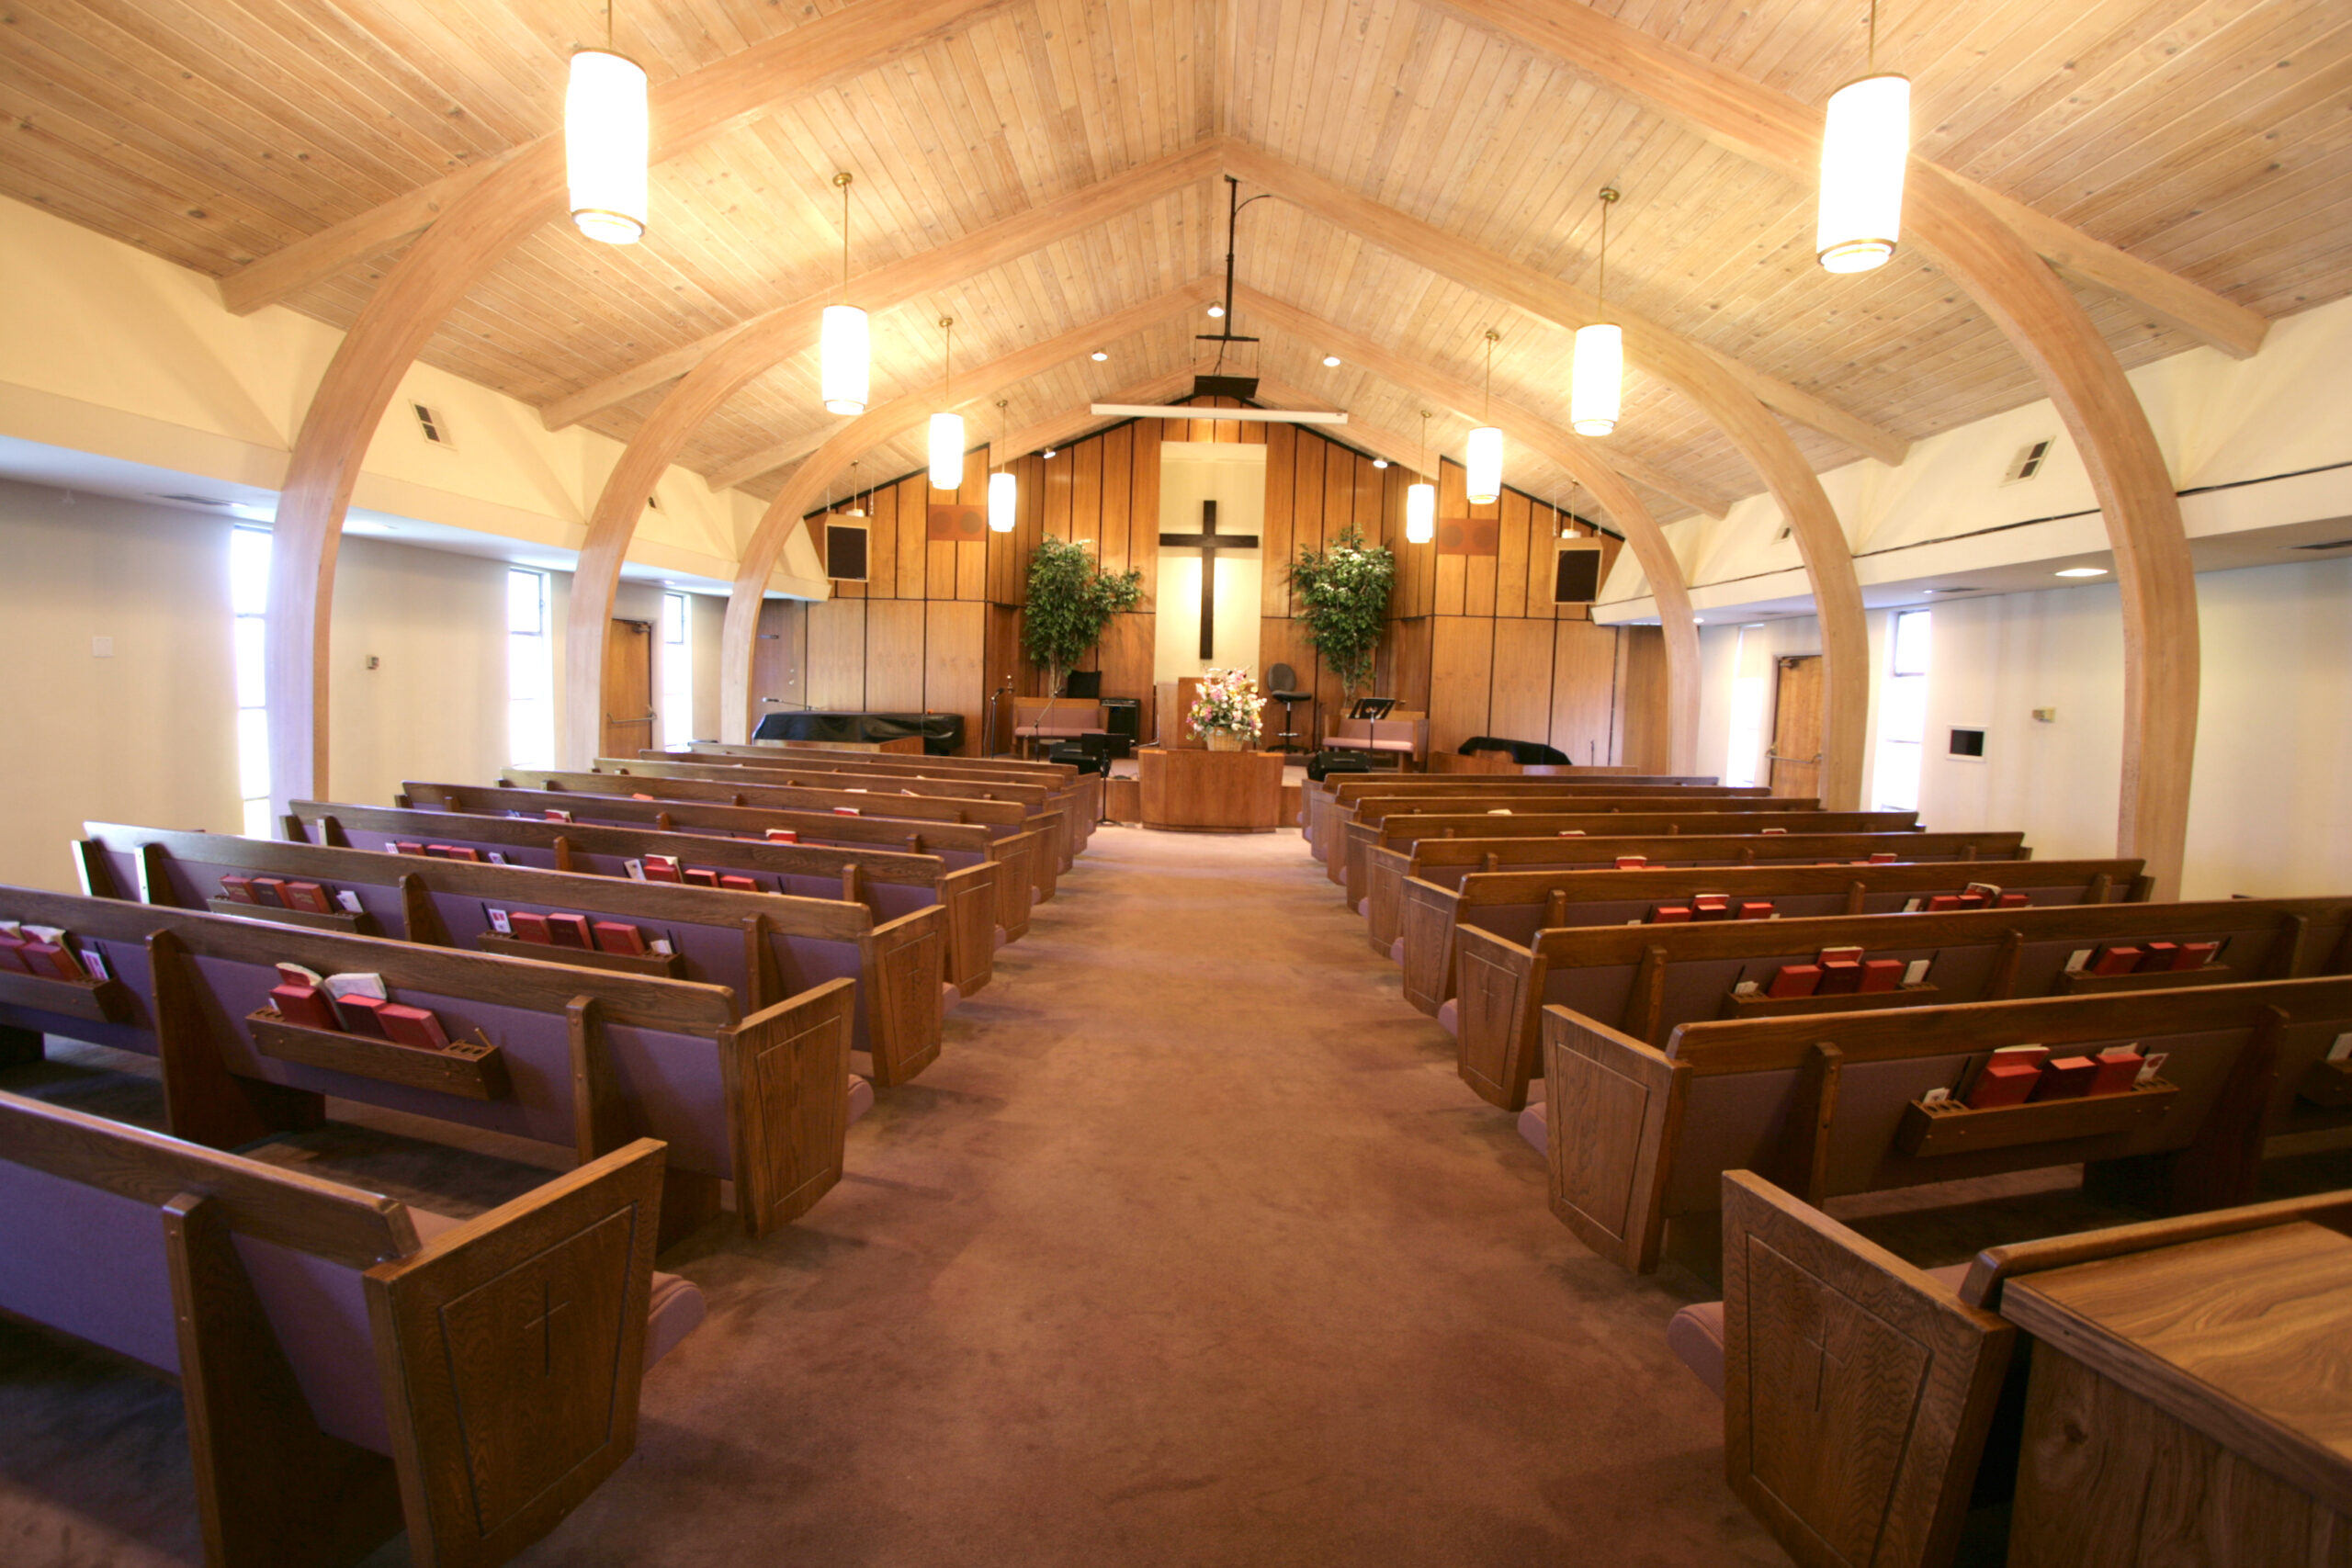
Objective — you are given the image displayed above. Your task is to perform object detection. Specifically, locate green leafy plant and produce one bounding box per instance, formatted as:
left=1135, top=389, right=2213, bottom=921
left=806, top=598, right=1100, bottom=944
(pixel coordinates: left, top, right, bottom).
left=1286, top=525, right=1395, bottom=702
left=1022, top=536, right=1143, bottom=696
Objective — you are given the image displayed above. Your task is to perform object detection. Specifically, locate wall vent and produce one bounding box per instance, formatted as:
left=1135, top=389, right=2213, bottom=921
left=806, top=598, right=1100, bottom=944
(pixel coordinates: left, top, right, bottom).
left=645, top=491, right=662, bottom=511
left=2001, top=438, right=2052, bottom=484
left=1775, top=525, right=1793, bottom=543
left=413, top=402, right=453, bottom=449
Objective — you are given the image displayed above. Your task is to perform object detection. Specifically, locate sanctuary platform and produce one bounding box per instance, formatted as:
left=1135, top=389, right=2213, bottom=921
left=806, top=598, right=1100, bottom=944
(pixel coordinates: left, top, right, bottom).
left=1136, top=746, right=1283, bottom=832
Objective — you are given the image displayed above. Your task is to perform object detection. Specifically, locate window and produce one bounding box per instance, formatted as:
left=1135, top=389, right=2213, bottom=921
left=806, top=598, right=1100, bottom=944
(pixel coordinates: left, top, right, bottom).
left=229, top=527, right=273, bottom=836
left=507, top=569, right=554, bottom=767
left=660, top=591, right=693, bottom=747
left=1875, top=609, right=1931, bottom=810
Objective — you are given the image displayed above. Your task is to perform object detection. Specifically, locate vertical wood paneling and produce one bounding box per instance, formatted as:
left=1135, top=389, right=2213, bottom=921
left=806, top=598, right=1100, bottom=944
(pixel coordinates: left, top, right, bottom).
left=750, top=598, right=804, bottom=715
left=864, top=600, right=927, bottom=712
left=1435, top=458, right=1467, bottom=616
left=806, top=598, right=866, bottom=711
left=1428, top=615, right=1493, bottom=754
left=1260, top=422, right=1296, bottom=616
left=1096, top=611, right=1155, bottom=714
left=1616, top=626, right=1671, bottom=773
left=1496, top=491, right=1531, bottom=620
left=1072, top=436, right=1103, bottom=564
left=895, top=476, right=928, bottom=601
left=986, top=604, right=1023, bottom=748
left=1464, top=485, right=1499, bottom=618
left=1488, top=618, right=1555, bottom=745
left=1383, top=616, right=1434, bottom=718
left=1099, top=423, right=1134, bottom=576
left=924, top=599, right=984, bottom=751
left=1131, top=421, right=1162, bottom=610
left=1551, top=620, right=1621, bottom=767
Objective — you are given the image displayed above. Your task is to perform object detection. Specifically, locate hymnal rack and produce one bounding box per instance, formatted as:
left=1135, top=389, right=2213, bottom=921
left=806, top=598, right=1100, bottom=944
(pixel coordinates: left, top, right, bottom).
left=246, top=1008, right=509, bottom=1100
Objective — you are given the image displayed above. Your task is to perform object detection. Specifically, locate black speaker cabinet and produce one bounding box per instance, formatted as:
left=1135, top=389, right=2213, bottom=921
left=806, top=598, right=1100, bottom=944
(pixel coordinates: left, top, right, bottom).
left=1100, top=696, right=1141, bottom=739
left=1553, top=541, right=1603, bottom=604
left=825, top=521, right=869, bottom=581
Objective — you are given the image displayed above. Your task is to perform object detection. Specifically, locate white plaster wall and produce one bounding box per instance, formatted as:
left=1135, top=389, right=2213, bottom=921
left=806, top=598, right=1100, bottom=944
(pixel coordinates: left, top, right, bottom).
left=1154, top=443, right=1268, bottom=682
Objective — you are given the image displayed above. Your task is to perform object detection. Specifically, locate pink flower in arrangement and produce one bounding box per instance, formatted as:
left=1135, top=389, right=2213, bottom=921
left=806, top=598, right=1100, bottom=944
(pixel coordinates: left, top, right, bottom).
left=1187, top=667, right=1267, bottom=739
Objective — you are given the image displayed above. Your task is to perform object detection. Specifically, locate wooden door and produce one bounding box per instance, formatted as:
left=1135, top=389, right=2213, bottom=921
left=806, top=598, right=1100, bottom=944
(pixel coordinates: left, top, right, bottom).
left=603, top=619, right=655, bottom=758
left=1767, top=654, right=1824, bottom=798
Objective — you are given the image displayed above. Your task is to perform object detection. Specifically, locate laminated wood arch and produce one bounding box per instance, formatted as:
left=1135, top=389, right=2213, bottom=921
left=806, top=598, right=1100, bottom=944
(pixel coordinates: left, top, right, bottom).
left=1446, top=0, right=2209, bottom=893
left=258, top=0, right=1014, bottom=808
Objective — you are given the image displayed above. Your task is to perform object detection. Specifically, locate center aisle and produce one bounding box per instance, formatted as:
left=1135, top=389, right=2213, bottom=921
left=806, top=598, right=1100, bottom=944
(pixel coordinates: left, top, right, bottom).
left=563, top=826, right=1781, bottom=1566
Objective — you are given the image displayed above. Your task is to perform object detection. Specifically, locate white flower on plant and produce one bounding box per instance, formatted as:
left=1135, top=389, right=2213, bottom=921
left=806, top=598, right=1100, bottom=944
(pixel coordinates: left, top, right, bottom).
left=1187, top=667, right=1267, bottom=739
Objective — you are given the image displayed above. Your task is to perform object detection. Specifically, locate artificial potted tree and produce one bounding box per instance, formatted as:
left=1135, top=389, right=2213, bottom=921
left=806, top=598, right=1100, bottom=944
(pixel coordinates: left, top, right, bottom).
left=1286, top=524, right=1396, bottom=706
left=1022, top=536, right=1144, bottom=697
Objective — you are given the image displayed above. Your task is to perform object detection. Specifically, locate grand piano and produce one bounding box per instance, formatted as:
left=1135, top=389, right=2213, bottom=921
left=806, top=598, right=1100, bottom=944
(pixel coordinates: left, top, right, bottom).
left=753, top=710, right=967, bottom=756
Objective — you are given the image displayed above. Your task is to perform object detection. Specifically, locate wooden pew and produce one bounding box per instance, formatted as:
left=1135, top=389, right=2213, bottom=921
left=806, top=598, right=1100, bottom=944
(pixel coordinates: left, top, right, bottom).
left=79, top=823, right=950, bottom=1088
left=1397, top=857, right=2151, bottom=1010
left=673, top=742, right=1101, bottom=847
left=287, top=798, right=1009, bottom=966
left=387, top=779, right=1049, bottom=936
left=584, top=754, right=1083, bottom=867
left=0, top=1092, right=700, bottom=1568
left=1363, top=830, right=2033, bottom=960
left=1688, top=1173, right=2352, bottom=1568
left=1304, top=776, right=1759, bottom=864
left=1459, top=895, right=2352, bottom=1111
left=1541, top=976, right=2352, bottom=1276
left=1344, top=808, right=1925, bottom=912
left=0, top=886, right=854, bottom=1238
left=1324, top=790, right=1804, bottom=881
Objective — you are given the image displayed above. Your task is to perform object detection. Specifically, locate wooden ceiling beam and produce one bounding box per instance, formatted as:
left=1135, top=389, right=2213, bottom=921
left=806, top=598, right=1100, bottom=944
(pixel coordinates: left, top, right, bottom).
left=544, top=141, right=1223, bottom=432
left=1442, top=0, right=2203, bottom=889
left=264, top=0, right=1018, bottom=808
left=1223, top=144, right=1908, bottom=468
left=710, top=282, right=1218, bottom=742
left=1437, top=0, right=2268, bottom=360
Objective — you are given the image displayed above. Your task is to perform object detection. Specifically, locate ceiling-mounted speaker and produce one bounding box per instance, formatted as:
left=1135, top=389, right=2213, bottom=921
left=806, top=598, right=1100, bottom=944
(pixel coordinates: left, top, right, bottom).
left=825, top=521, right=868, bottom=582
left=1553, top=541, right=1603, bottom=605
left=1191, top=375, right=1259, bottom=400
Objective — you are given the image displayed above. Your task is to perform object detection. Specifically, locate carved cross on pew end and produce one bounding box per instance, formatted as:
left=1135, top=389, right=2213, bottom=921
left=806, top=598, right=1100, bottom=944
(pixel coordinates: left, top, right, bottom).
left=1159, top=499, right=1261, bottom=660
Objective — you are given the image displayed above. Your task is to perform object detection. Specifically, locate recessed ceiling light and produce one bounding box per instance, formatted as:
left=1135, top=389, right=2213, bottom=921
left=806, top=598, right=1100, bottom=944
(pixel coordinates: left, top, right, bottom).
left=1205, top=304, right=1225, bottom=319
left=2054, top=567, right=2108, bottom=578
left=1091, top=350, right=1107, bottom=361
left=1372, top=457, right=1388, bottom=469
left=1322, top=355, right=1341, bottom=367
left=1042, top=449, right=1056, bottom=459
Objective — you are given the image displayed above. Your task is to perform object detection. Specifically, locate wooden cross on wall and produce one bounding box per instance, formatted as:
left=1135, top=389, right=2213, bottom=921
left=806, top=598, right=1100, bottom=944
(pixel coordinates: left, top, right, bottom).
left=1159, top=499, right=1260, bottom=660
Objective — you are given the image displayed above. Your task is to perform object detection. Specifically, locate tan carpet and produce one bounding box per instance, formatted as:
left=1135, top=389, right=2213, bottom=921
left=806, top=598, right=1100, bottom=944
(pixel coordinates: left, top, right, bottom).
left=0, top=827, right=1766, bottom=1564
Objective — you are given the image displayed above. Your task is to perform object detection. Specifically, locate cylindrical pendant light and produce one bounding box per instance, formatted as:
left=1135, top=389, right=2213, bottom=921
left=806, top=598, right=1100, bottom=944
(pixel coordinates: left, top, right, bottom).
left=1816, top=3, right=1909, bottom=274
left=1570, top=187, right=1623, bottom=436
left=565, top=7, right=646, bottom=245
left=928, top=317, right=964, bottom=491
left=820, top=172, right=869, bottom=414
left=1406, top=411, right=1436, bottom=545
left=1465, top=330, right=1502, bottom=505
left=989, top=400, right=1017, bottom=531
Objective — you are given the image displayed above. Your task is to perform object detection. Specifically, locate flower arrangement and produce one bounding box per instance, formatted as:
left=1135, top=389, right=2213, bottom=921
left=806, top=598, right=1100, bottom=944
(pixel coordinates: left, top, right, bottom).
left=1187, top=667, right=1267, bottom=749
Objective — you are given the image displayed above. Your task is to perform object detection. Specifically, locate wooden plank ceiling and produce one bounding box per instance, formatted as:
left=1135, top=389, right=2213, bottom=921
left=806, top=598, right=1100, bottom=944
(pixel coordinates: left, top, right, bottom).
left=1, top=0, right=2345, bottom=519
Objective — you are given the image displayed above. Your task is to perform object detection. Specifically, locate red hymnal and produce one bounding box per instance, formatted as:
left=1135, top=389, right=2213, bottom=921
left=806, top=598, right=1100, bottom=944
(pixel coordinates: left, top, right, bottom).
left=270, top=984, right=340, bottom=1032
left=544, top=809, right=573, bottom=823
left=593, top=921, right=648, bottom=957
left=764, top=829, right=799, bottom=844
left=547, top=914, right=594, bottom=949
left=718, top=874, right=758, bottom=893
left=683, top=867, right=719, bottom=888
left=1817, top=958, right=1864, bottom=994
left=339, top=994, right=390, bottom=1038
left=1998, top=893, right=2032, bottom=908
left=2088, top=1047, right=2144, bottom=1096
left=377, top=1005, right=450, bottom=1051
left=1967, top=1061, right=2042, bottom=1109
left=1692, top=895, right=1733, bottom=921
left=1614, top=856, right=1647, bottom=870
left=392, top=841, right=426, bottom=856
left=281, top=882, right=333, bottom=915
left=1955, top=892, right=1987, bottom=909
left=442, top=846, right=484, bottom=863
left=630, top=793, right=657, bottom=802
left=2137, top=941, right=2179, bottom=972
left=1767, top=964, right=1822, bottom=999
left=2088, top=945, right=2143, bottom=976
left=1868, top=852, right=1898, bottom=863
left=0, top=936, right=29, bottom=974
left=1737, top=901, right=1777, bottom=920
left=2173, top=941, right=2219, bottom=971
left=642, top=856, right=683, bottom=884
left=19, top=942, right=82, bottom=980
left=249, top=877, right=288, bottom=908
left=507, top=911, right=554, bottom=944
left=1859, top=958, right=1905, bottom=993
left=1925, top=894, right=1962, bottom=912
left=1650, top=906, right=1693, bottom=924
left=219, top=875, right=258, bottom=904
left=831, top=807, right=861, bottom=817
left=2029, top=1055, right=2098, bottom=1101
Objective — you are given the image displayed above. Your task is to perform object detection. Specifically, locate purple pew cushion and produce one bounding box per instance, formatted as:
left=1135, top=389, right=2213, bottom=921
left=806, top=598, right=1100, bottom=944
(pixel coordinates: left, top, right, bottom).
left=1437, top=998, right=1458, bottom=1039
left=1517, top=1097, right=1546, bottom=1154
left=847, top=1074, right=876, bottom=1125
left=942, top=983, right=962, bottom=1013
left=1389, top=937, right=1404, bottom=965
left=1669, top=1261, right=1973, bottom=1401
left=993, top=925, right=1008, bottom=949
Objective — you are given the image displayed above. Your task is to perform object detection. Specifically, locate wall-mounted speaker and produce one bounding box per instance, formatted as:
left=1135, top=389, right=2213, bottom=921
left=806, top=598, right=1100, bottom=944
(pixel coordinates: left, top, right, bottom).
left=825, top=521, right=869, bottom=581
left=1553, top=541, right=1603, bottom=604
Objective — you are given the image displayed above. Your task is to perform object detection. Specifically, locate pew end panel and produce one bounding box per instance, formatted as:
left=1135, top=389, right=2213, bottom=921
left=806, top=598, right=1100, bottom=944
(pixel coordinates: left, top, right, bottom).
left=1720, top=1171, right=2018, bottom=1568
left=936, top=863, right=997, bottom=996
left=1453, top=926, right=1548, bottom=1111
left=1541, top=1009, right=1689, bottom=1275
left=1397, top=876, right=1463, bottom=1014
left=363, top=1137, right=668, bottom=1568
left=858, top=905, right=948, bottom=1088
left=718, top=976, right=855, bottom=1235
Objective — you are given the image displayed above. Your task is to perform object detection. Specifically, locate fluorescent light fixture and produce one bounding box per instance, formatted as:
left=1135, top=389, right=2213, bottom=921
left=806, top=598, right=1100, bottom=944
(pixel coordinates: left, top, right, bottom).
left=2055, top=567, right=2108, bottom=578
left=928, top=412, right=966, bottom=490
left=565, top=50, right=648, bottom=244
left=1570, top=321, right=1623, bottom=436
left=820, top=305, right=868, bottom=415
left=1464, top=425, right=1502, bottom=506
left=1089, top=404, right=1346, bottom=424
left=989, top=469, right=1017, bottom=532
left=1817, top=72, right=1909, bottom=273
